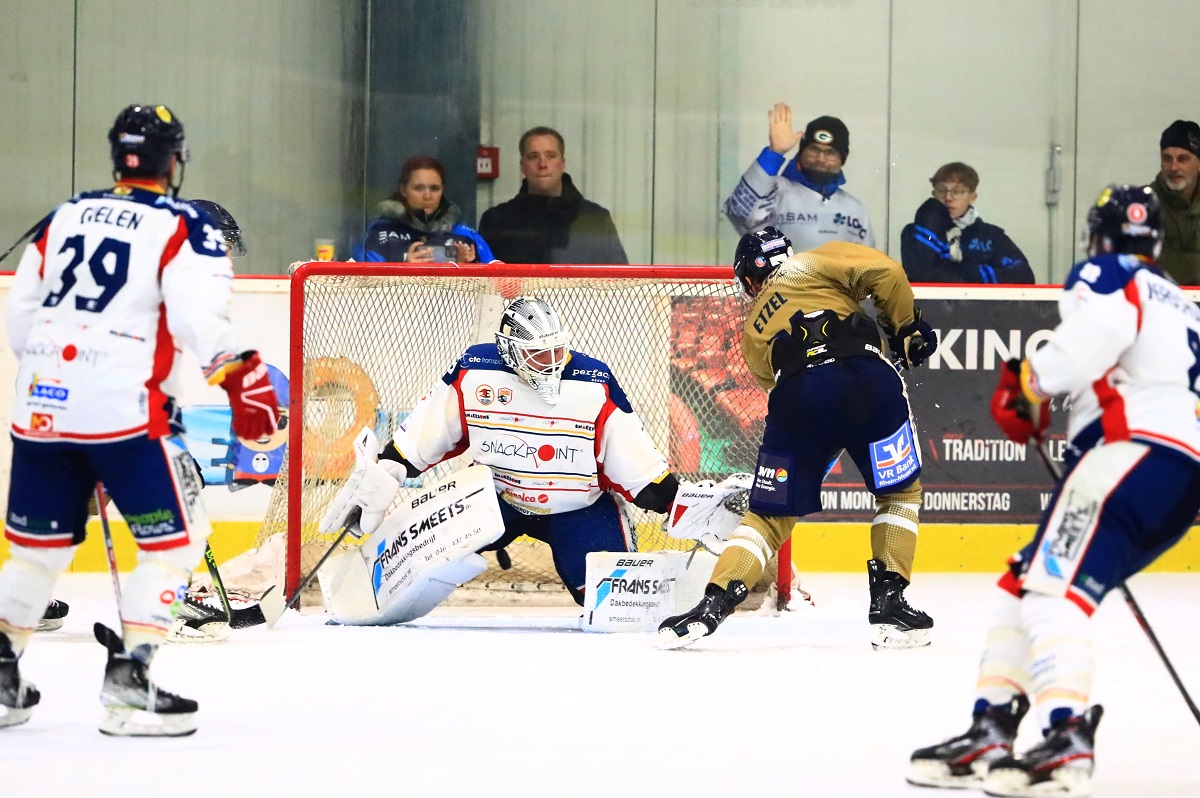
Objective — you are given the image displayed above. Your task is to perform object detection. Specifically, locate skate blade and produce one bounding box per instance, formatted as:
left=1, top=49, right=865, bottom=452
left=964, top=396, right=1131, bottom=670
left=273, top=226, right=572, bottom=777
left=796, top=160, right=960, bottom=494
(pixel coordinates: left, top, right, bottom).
left=36, top=618, right=64, bottom=632
left=167, top=619, right=230, bottom=644
left=656, top=621, right=707, bottom=650
left=871, top=624, right=931, bottom=650
left=906, top=758, right=985, bottom=789
left=0, top=705, right=34, bottom=728
left=99, top=706, right=197, bottom=737
left=983, top=765, right=1092, bottom=797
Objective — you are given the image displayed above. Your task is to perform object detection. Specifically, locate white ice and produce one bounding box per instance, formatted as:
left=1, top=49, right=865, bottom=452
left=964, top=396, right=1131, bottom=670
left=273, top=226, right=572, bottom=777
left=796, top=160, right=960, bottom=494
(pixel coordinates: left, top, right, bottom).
left=2, top=572, right=1198, bottom=798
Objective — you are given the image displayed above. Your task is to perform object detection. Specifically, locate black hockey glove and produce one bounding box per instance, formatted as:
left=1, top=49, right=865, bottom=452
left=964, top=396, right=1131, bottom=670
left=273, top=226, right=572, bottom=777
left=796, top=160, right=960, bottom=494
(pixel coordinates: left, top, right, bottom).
left=888, top=309, right=938, bottom=370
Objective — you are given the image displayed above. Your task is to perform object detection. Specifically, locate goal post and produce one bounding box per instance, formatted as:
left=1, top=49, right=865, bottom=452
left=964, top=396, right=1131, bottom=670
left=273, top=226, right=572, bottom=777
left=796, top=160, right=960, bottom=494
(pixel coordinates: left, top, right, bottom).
left=266, top=261, right=793, bottom=604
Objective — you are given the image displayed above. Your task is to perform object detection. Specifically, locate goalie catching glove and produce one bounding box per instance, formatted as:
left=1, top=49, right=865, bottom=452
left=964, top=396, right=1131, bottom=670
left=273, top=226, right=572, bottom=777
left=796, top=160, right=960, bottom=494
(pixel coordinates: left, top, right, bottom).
left=217, top=351, right=281, bottom=440
left=665, top=473, right=753, bottom=550
left=319, top=427, right=406, bottom=537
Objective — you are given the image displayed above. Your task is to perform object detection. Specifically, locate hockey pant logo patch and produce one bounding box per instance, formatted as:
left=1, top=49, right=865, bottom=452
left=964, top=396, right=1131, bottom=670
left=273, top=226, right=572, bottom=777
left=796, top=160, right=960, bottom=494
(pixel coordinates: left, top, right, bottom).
left=869, top=421, right=919, bottom=490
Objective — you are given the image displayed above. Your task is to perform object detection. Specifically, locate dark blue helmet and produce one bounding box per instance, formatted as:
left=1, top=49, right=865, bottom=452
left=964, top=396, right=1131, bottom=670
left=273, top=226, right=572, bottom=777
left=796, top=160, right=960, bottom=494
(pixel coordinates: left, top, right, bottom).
left=733, top=226, right=793, bottom=298
left=1086, top=184, right=1162, bottom=259
left=190, top=200, right=245, bottom=257
left=108, top=104, right=188, bottom=185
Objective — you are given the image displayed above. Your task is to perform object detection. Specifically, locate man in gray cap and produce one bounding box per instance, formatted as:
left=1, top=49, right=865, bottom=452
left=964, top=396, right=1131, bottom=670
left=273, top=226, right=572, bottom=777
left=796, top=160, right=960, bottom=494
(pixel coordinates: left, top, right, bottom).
left=725, top=103, right=873, bottom=251
left=1153, top=119, right=1200, bottom=285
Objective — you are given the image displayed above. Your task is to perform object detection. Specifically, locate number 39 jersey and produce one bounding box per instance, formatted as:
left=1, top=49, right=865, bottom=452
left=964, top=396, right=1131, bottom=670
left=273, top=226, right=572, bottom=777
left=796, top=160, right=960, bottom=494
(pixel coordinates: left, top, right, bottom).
left=7, top=183, right=244, bottom=442
left=392, top=344, right=670, bottom=515
left=1027, top=254, right=1200, bottom=462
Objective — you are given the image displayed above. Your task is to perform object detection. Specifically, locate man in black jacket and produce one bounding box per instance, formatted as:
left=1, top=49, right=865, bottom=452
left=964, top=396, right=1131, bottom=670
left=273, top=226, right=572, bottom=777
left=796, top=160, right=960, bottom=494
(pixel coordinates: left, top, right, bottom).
left=900, top=162, right=1034, bottom=284
left=479, top=127, right=628, bottom=265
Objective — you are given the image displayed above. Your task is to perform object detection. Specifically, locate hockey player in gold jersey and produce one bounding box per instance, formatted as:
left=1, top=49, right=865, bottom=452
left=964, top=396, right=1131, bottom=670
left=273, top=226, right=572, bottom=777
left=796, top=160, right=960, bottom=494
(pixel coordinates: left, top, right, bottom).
left=659, top=227, right=938, bottom=650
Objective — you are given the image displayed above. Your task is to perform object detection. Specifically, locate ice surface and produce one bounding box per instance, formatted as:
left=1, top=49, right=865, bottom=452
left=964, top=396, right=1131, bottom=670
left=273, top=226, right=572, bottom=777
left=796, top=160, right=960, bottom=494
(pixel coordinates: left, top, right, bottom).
left=1, top=572, right=1197, bottom=797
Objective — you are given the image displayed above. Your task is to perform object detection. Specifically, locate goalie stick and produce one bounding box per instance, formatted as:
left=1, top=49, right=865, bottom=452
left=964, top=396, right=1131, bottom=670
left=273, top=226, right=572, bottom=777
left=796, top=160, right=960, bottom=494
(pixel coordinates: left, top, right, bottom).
left=1033, top=438, right=1200, bottom=727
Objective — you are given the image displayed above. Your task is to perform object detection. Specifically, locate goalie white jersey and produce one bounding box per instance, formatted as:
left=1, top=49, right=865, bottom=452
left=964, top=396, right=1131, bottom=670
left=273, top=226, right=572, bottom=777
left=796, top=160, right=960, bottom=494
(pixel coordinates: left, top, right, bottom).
left=393, top=343, right=669, bottom=515
left=1027, top=254, right=1200, bottom=462
left=7, top=184, right=244, bottom=442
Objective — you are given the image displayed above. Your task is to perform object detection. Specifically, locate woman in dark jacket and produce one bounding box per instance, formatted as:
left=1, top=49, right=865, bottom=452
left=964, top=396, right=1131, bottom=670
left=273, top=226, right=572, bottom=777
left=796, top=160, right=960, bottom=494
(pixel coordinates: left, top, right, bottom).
left=901, top=162, right=1034, bottom=284
left=354, top=155, right=494, bottom=263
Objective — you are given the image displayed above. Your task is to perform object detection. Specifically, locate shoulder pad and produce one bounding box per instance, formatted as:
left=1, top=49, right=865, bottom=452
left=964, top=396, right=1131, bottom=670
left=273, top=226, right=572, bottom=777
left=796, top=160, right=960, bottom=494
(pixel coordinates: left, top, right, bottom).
left=442, top=343, right=508, bottom=384
left=1063, top=254, right=1141, bottom=295
left=562, top=352, right=613, bottom=384
left=167, top=198, right=230, bottom=259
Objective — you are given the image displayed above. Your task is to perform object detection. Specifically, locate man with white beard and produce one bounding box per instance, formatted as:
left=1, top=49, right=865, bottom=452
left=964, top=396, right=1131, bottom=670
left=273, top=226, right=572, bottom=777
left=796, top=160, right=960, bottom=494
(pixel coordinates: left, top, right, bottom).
left=1152, top=119, right=1200, bottom=285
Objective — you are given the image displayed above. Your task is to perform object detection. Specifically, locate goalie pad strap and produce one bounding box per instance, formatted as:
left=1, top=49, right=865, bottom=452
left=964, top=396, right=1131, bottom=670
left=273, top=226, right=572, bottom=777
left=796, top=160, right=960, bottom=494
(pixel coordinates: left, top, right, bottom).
left=632, top=471, right=678, bottom=514
left=379, top=440, right=423, bottom=480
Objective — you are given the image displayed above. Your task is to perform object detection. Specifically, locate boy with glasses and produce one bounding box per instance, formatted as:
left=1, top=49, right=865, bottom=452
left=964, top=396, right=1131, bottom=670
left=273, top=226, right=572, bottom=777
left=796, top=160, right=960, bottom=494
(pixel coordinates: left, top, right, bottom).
left=901, top=162, right=1033, bottom=284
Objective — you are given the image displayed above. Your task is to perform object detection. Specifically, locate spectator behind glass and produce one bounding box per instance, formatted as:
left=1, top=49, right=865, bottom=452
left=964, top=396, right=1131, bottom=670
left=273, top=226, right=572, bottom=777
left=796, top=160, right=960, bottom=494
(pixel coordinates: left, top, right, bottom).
left=724, top=104, right=873, bottom=250
left=1152, top=119, right=1200, bottom=286
left=477, top=127, right=628, bottom=264
left=900, top=162, right=1033, bottom=284
left=354, top=155, right=494, bottom=263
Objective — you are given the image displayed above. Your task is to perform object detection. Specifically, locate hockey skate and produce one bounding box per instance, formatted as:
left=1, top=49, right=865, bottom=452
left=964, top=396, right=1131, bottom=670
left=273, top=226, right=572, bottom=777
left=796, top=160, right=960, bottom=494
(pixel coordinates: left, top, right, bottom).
left=37, top=599, right=69, bottom=632
left=0, top=631, right=40, bottom=728
left=983, top=706, right=1103, bottom=798
left=867, top=558, right=933, bottom=649
left=168, top=594, right=230, bottom=642
left=657, top=581, right=748, bottom=649
left=907, top=694, right=1031, bottom=788
left=95, top=623, right=198, bottom=737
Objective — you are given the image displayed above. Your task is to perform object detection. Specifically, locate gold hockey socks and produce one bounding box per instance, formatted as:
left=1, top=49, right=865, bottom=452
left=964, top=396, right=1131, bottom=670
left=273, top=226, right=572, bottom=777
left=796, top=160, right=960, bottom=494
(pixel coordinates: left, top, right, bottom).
left=709, top=512, right=795, bottom=590
left=871, top=482, right=921, bottom=581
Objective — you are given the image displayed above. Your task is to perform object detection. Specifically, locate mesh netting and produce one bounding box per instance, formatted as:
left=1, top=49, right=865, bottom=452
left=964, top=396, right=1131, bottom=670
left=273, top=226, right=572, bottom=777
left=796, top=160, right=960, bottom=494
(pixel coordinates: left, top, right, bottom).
left=254, top=266, right=773, bottom=603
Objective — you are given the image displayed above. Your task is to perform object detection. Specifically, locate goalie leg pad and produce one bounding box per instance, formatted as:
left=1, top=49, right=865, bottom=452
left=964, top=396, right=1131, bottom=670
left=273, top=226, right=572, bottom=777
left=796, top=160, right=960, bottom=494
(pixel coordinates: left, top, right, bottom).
left=0, top=544, right=77, bottom=655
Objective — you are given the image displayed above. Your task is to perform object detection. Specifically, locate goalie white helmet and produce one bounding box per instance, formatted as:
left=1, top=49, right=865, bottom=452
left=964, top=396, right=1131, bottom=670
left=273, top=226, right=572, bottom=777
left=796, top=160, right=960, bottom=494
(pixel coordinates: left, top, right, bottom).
left=496, top=296, right=570, bottom=404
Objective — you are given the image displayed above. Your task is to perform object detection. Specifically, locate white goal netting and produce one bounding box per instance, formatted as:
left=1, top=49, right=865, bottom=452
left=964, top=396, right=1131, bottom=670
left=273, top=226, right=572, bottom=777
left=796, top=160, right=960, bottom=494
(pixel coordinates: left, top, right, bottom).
left=235, top=263, right=786, bottom=607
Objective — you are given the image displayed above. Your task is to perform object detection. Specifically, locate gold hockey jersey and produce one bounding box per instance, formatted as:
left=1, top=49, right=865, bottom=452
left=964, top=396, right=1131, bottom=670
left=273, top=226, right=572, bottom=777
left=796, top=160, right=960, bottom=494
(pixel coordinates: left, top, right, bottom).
left=741, top=241, right=916, bottom=391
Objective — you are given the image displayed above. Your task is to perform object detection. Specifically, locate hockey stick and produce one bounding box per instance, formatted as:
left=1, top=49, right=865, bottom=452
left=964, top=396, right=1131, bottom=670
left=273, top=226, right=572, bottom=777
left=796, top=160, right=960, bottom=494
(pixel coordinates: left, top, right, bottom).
left=1033, top=438, right=1200, bottom=725
left=202, top=543, right=233, bottom=624
left=262, top=508, right=363, bottom=628
left=0, top=218, right=42, bottom=265
left=95, top=483, right=123, bottom=623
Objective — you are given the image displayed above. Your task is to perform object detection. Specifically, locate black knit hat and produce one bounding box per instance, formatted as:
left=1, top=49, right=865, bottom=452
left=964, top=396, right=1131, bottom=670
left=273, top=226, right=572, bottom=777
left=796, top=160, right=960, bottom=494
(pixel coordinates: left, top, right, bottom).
left=1160, top=120, right=1200, bottom=158
left=802, top=115, right=849, bottom=162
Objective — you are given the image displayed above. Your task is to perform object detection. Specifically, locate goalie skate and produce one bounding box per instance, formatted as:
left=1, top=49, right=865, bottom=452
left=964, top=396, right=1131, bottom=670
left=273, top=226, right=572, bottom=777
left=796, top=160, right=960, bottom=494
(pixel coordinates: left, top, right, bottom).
left=867, top=559, right=932, bottom=650
left=983, top=706, right=1102, bottom=798
left=95, top=623, right=198, bottom=737
left=37, top=599, right=69, bottom=632
left=907, top=694, right=1030, bottom=788
left=657, top=581, right=747, bottom=649
left=0, top=632, right=39, bottom=729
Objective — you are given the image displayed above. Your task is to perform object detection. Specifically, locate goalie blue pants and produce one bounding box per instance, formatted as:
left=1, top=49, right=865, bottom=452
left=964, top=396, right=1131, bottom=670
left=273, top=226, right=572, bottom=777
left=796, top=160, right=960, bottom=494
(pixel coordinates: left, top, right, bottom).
left=482, top=493, right=629, bottom=604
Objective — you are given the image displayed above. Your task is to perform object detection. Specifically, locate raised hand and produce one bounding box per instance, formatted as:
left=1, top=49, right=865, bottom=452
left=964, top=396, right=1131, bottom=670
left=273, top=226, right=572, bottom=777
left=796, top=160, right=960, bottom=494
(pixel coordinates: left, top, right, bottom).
left=768, top=102, right=805, bottom=155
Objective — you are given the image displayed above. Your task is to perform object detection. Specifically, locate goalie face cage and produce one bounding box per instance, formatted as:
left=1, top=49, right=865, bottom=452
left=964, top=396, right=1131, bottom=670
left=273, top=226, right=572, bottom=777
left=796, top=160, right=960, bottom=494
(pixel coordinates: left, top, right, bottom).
left=265, top=262, right=792, bottom=604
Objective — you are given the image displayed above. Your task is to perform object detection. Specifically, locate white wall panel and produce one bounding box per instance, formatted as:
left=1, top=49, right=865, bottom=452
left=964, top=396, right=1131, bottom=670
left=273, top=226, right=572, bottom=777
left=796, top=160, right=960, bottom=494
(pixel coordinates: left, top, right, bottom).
left=477, top=0, right=656, bottom=263
left=0, top=0, right=75, bottom=256
left=890, top=0, right=1078, bottom=282
left=71, top=0, right=366, bottom=275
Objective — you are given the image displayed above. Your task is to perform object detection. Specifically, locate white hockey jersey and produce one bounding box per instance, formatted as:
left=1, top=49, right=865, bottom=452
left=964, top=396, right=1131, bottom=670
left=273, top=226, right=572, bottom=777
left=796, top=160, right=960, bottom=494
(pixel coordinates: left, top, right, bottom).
left=392, top=344, right=670, bottom=515
left=7, top=182, right=244, bottom=442
left=724, top=148, right=875, bottom=251
left=1027, top=254, right=1200, bottom=463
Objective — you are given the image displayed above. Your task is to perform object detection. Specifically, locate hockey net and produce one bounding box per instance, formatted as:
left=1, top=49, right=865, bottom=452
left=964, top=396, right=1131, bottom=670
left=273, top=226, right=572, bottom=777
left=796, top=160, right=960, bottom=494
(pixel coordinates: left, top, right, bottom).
left=250, top=263, right=792, bottom=607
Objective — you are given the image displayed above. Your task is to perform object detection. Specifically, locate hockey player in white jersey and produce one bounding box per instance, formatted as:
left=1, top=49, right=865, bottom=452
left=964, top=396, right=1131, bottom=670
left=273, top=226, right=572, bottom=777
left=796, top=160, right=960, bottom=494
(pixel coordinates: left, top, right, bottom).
left=0, top=105, right=281, bottom=735
left=320, top=296, right=740, bottom=613
left=908, top=185, right=1200, bottom=797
